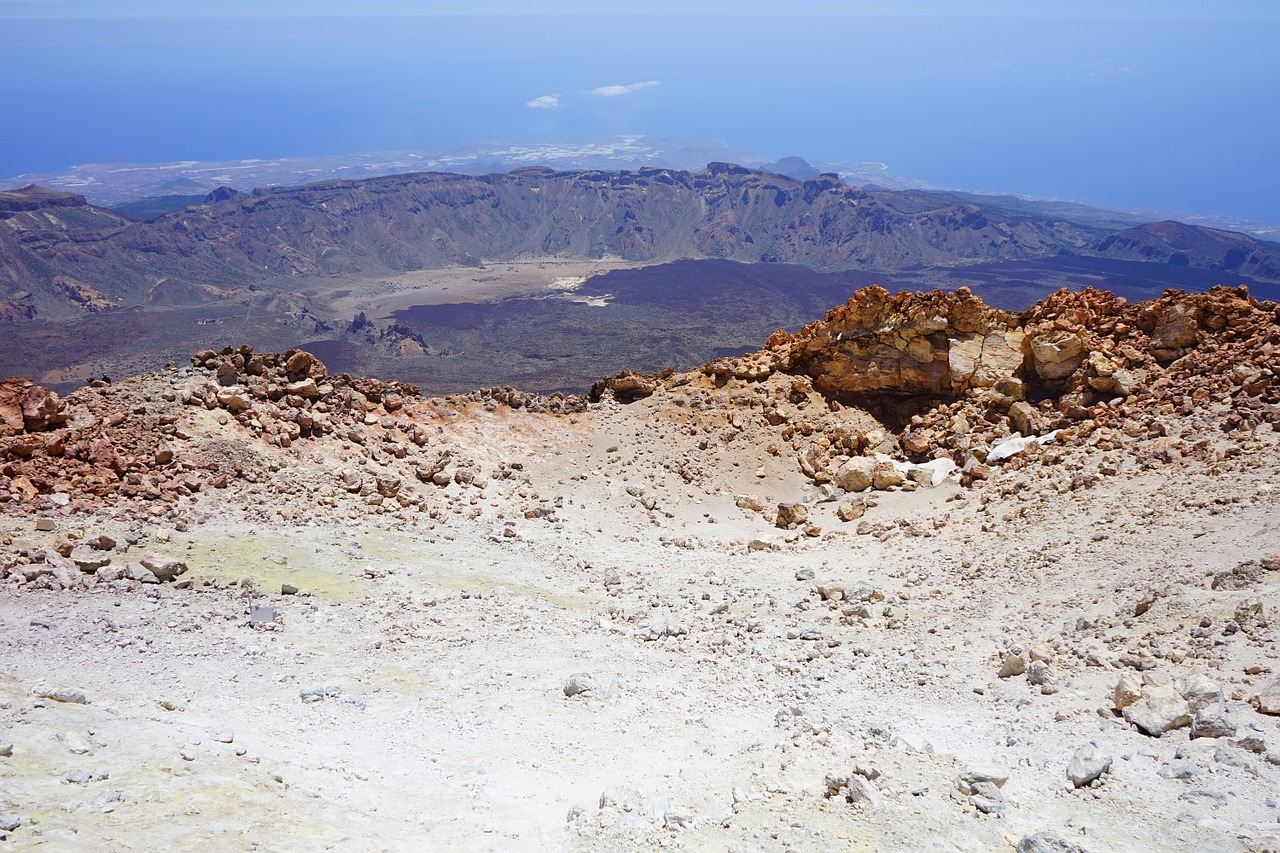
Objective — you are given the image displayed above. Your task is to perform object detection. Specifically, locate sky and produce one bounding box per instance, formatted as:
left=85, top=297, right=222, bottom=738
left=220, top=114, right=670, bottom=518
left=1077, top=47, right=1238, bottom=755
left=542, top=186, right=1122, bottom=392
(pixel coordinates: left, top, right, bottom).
left=1, top=1, right=1277, bottom=223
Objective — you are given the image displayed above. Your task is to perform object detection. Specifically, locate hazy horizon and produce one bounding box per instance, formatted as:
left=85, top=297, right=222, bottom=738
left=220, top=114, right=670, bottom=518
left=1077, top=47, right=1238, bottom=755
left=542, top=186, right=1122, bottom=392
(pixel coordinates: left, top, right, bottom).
left=2, top=3, right=1277, bottom=223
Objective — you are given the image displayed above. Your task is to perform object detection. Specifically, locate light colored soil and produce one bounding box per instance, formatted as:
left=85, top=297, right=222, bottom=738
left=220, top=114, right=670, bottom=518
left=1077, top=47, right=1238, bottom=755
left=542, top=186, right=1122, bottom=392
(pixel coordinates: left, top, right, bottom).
left=2, top=382, right=1279, bottom=852
left=320, top=257, right=654, bottom=321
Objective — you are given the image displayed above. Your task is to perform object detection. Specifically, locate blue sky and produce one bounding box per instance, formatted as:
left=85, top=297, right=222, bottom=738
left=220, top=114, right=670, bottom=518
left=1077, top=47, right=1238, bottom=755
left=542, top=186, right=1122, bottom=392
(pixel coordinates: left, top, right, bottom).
left=2, top=1, right=1277, bottom=223
left=3, top=1, right=1278, bottom=17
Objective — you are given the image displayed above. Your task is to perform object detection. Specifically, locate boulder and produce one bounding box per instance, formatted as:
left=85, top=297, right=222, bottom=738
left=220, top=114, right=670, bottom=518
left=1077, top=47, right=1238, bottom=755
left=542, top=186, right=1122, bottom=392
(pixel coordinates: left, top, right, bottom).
left=871, top=462, right=905, bottom=490
left=1123, top=682, right=1191, bottom=736
left=1029, top=331, right=1086, bottom=380
left=1113, top=672, right=1143, bottom=710
left=832, top=457, right=875, bottom=492
left=775, top=502, right=809, bottom=530
left=139, top=553, right=188, bottom=582
left=1254, top=677, right=1280, bottom=716
left=1066, top=743, right=1111, bottom=788
left=998, top=654, right=1027, bottom=678
left=68, top=545, right=110, bottom=572
left=836, top=500, right=866, bottom=522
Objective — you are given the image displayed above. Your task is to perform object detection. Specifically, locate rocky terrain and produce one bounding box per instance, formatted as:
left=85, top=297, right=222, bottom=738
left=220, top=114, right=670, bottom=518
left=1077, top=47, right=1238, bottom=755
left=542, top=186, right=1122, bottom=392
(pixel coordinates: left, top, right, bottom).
left=1, top=283, right=1278, bottom=851
left=3, top=168, right=1278, bottom=325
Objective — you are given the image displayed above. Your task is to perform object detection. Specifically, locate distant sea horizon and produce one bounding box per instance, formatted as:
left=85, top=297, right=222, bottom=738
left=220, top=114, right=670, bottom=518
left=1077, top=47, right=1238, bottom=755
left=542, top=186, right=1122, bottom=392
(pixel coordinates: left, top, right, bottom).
left=3, top=14, right=1277, bottom=224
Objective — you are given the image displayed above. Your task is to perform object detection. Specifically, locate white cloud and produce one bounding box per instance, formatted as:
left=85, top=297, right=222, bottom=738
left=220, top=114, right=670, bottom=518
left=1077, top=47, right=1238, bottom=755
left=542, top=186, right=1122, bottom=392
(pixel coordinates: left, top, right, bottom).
left=525, top=94, right=563, bottom=109
left=587, top=80, right=661, bottom=97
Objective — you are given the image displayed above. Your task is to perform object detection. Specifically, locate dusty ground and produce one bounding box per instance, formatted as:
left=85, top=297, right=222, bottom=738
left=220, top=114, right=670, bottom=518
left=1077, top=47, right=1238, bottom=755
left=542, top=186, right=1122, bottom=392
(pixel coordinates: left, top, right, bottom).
left=2, top=371, right=1279, bottom=853
left=320, top=257, right=652, bottom=319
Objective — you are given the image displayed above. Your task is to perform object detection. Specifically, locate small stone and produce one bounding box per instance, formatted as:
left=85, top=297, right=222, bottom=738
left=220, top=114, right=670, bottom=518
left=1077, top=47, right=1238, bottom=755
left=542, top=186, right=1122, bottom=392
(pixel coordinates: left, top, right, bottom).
left=889, top=732, right=934, bottom=753
left=216, top=731, right=235, bottom=744
left=1179, top=672, right=1222, bottom=713
left=0, top=812, right=20, bottom=832
left=998, top=654, right=1027, bottom=678
left=1113, top=672, right=1143, bottom=710
left=280, top=583, right=299, bottom=596
left=0, top=744, right=12, bottom=757
left=564, top=673, right=598, bottom=698
left=795, top=568, right=816, bottom=581
left=957, top=765, right=1009, bottom=794
left=299, top=685, right=341, bottom=703
left=845, top=775, right=883, bottom=809
left=1234, top=736, right=1267, bottom=754
left=816, top=585, right=845, bottom=602
left=35, top=518, right=55, bottom=531
left=1016, top=832, right=1093, bottom=853
left=1028, top=642, right=1055, bottom=663
left=1066, top=742, right=1111, bottom=788
left=1157, top=759, right=1202, bottom=780
left=836, top=500, right=866, bottom=522
left=57, top=730, right=92, bottom=755
left=140, top=552, right=187, bottom=581
left=774, top=502, right=808, bottom=530
left=1213, top=746, right=1251, bottom=768
left=125, top=563, right=159, bottom=584
left=36, top=687, right=88, bottom=704
left=1027, top=660, right=1056, bottom=687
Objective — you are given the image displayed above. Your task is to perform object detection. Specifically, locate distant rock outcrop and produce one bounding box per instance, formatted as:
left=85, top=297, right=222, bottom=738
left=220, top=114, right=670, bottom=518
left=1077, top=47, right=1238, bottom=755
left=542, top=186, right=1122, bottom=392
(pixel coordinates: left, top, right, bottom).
left=1080, top=221, right=1280, bottom=281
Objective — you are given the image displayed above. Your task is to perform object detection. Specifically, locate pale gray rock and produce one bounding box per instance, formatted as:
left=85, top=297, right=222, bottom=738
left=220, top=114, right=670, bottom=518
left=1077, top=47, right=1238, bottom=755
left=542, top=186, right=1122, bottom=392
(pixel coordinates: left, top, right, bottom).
left=139, top=552, right=187, bottom=581
left=564, top=673, right=598, bottom=698
left=890, top=732, right=934, bottom=753
left=69, top=545, right=111, bottom=572
left=1017, top=833, right=1093, bottom=853
left=1255, top=677, right=1280, bottom=715
left=1213, top=745, right=1252, bottom=769
left=957, top=765, right=1009, bottom=794
left=1067, top=743, right=1111, bottom=788
left=36, top=687, right=88, bottom=704
left=125, top=563, right=159, bottom=584
left=0, top=812, right=21, bottom=832
left=299, top=685, right=342, bottom=703
left=598, top=786, right=670, bottom=826
left=848, top=581, right=882, bottom=603
left=1158, top=759, right=1202, bottom=780
left=1190, top=702, right=1236, bottom=740
left=1179, top=672, right=1222, bottom=714
left=846, top=775, right=883, bottom=808
left=1027, top=660, right=1056, bottom=686
left=968, top=783, right=1005, bottom=816
left=1123, top=682, right=1191, bottom=736
left=57, top=730, right=92, bottom=755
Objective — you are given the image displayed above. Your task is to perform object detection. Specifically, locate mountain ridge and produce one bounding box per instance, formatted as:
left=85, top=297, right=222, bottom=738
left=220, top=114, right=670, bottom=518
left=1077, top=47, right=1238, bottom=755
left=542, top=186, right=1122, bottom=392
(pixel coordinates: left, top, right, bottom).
left=4, top=165, right=1278, bottom=324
